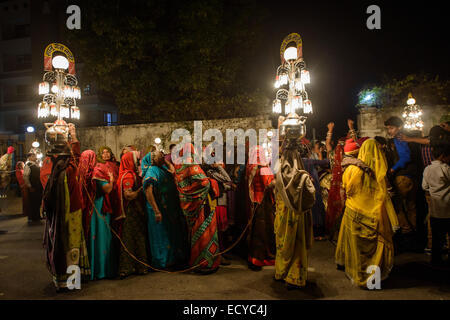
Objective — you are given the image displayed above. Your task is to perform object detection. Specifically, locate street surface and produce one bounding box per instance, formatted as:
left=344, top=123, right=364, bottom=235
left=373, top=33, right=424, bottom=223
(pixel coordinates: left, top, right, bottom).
left=0, top=195, right=449, bottom=300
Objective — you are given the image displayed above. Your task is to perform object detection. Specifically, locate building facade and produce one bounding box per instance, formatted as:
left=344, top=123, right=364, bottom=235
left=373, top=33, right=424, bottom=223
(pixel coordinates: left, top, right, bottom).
left=0, top=0, right=117, bottom=160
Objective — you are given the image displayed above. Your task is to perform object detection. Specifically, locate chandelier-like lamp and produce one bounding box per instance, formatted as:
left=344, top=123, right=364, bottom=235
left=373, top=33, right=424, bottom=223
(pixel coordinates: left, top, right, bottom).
left=272, top=33, right=313, bottom=147
left=37, top=43, right=80, bottom=155
left=402, top=93, right=424, bottom=131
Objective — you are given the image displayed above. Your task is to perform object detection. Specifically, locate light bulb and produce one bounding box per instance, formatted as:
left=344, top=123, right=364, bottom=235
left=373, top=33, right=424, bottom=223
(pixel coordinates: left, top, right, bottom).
left=283, top=47, right=298, bottom=61
left=52, top=55, right=69, bottom=70
left=301, top=70, right=310, bottom=84
left=32, top=141, right=40, bottom=148
left=39, top=82, right=49, bottom=95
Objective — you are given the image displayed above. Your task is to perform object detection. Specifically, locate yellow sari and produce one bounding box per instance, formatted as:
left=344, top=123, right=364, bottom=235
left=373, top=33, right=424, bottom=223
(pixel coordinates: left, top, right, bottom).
left=335, top=139, right=399, bottom=287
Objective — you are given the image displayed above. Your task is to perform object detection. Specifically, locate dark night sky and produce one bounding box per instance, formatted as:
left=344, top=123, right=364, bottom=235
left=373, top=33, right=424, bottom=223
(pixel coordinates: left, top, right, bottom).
left=250, top=0, right=450, bottom=139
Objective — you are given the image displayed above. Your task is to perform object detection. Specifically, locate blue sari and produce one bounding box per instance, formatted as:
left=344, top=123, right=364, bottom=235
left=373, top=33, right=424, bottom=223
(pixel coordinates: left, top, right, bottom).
left=89, top=180, right=116, bottom=279
left=141, top=153, right=188, bottom=269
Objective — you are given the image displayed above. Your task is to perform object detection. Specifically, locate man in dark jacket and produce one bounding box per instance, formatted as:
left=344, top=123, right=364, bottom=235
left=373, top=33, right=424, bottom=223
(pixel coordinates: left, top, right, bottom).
left=385, top=116, right=421, bottom=238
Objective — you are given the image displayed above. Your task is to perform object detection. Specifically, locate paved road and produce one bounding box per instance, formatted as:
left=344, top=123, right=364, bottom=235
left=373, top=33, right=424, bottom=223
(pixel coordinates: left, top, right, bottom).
left=0, top=215, right=449, bottom=300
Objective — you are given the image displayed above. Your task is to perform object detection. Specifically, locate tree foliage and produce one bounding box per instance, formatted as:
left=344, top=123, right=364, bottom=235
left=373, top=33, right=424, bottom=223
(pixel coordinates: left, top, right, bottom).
left=66, top=0, right=269, bottom=122
left=357, top=74, right=450, bottom=109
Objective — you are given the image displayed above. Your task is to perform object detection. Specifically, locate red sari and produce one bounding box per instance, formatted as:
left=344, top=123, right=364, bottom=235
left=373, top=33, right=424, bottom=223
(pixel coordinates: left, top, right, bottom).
left=325, top=140, right=346, bottom=235
left=115, top=151, right=149, bottom=277
left=78, top=150, right=97, bottom=238
left=246, top=146, right=276, bottom=267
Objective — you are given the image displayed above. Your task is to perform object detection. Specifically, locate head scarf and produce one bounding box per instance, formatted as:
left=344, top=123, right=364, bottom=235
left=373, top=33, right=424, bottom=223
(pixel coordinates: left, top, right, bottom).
left=96, top=146, right=116, bottom=164
left=344, top=137, right=370, bottom=156
left=141, top=151, right=153, bottom=178
left=344, top=139, right=399, bottom=232
left=120, top=145, right=137, bottom=160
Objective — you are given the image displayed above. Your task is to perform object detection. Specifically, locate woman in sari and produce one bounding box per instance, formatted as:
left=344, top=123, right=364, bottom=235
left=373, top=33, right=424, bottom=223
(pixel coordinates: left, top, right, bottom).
left=173, top=143, right=221, bottom=274
left=335, top=139, right=399, bottom=288
left=88, top=146, right=119, bottom=280
left=246, top=145, right=276, bottom=271
left=116, top=150, right=149, bottom=278
left=274, top=146, right=315, bottom=289
left=43, top=124, right=90, bottom=291
left=79, top=150, right=96, bottom=240
left=15, top=161, right=29, bottom=217
left=325, top=138, right=346, bottom=240
left=142, top=151, right=188, bottom=269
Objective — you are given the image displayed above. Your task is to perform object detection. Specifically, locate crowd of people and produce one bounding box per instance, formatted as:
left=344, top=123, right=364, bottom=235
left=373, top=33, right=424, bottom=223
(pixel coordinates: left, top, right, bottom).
left=0, top=114, right=449, bottom=292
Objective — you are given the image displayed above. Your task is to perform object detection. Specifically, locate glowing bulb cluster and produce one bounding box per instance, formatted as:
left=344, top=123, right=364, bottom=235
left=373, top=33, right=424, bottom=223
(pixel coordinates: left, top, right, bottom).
left=402, top=95, right=424, bottom=131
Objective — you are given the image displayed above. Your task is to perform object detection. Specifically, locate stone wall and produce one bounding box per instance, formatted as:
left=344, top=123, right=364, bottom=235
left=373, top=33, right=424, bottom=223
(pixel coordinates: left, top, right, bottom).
left=358, top=105, right=450, bottom=138
left=75, top=115, right=273, bottom=157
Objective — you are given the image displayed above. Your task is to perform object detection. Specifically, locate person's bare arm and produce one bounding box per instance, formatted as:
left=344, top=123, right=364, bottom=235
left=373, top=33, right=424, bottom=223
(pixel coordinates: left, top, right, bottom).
left=145, top=185, right=162, bottom=223
left=398, top=134, right=430, bottom=145
left=101, top=172, right=115, bottom=194
left=347, top=119, right=358, bottom=141
left=124, top=188, right=141, bottom=201
left=325, top=122, right=334, bottom=153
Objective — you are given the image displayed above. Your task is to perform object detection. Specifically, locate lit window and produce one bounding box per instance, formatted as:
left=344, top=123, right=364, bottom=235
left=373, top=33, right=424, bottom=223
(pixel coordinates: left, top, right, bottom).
left=83, top=84, right=91, bottom=95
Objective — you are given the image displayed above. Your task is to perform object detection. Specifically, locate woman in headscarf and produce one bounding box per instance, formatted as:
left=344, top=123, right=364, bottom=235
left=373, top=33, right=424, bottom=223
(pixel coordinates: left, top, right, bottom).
left=335, top=139, right=399, bottom=288
left=141, top=150, right=188, bottom=269
left=88, top=146, right=119, bottom=280
left=325, top=138, right=346, bottom=240
left=274, top=144, right=316, bottom=289
left=246, top=145, right=276, bottom=271
left=173, top=143, right=221, bottom=274
left=15, top=161, right=29, bottom=217
left=43, top=124, right=90, bottom=291
left=78, top=150, right=96, bottom=239
left=116, top=150, right=149, bottom=278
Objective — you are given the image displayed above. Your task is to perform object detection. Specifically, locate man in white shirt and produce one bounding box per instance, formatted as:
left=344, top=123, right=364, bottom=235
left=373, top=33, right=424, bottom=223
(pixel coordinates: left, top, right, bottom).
left=422, top=143, right=450, bottom=267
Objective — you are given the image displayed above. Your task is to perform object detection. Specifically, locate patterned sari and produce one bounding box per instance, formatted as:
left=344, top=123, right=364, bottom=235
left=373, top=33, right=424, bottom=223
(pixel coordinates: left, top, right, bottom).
left=173, top=143, right=221, bottom=270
